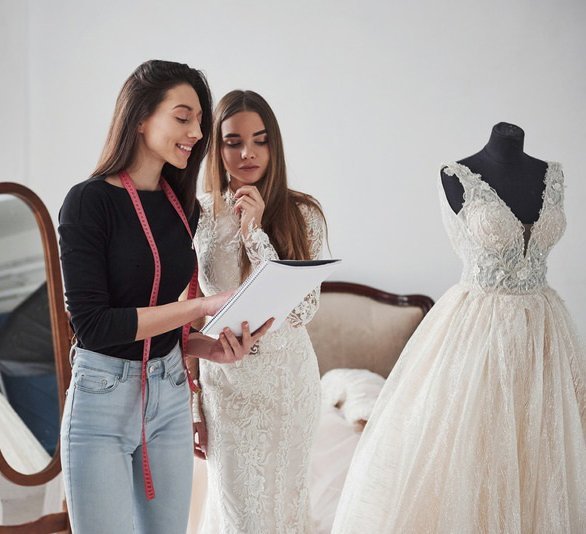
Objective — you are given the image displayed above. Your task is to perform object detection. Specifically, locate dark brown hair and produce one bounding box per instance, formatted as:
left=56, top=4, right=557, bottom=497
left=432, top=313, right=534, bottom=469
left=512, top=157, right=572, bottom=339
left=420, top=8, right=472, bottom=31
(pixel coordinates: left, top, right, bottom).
left=93, top=59, right=212, bottom=216
left=205, top=90, right=327, bottom=279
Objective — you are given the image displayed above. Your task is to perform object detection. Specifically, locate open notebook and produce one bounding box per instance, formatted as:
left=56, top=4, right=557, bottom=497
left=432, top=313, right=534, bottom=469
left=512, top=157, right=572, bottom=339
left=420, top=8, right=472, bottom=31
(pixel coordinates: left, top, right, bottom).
left=201, top=259, right=341, bottom=336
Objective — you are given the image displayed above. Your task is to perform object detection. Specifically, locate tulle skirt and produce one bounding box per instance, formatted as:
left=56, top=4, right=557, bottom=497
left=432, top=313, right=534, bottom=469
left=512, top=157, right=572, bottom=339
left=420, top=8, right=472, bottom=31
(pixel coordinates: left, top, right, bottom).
left=332, top=284, right=586, bottom=534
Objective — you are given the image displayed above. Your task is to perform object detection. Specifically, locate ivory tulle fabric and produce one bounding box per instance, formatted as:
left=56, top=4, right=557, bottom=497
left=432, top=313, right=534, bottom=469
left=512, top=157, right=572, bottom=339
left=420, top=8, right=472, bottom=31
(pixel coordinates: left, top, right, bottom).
left=193, top=191, right=324, bottom=533
left=332, top=162, right=586, bottom=534
left=0, top=393, right=64, bottom=524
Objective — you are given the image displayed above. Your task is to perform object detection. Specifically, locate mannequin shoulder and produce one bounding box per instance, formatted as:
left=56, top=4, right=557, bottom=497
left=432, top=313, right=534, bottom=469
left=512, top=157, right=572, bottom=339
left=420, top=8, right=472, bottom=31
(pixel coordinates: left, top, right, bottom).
left=523, top=154, right=548, bottom=179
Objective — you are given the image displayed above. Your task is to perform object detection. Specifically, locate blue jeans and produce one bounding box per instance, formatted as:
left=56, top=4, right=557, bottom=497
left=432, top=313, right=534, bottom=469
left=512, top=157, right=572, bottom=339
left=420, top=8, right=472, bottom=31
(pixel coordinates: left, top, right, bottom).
left=61, top=343, right=194, bottom=533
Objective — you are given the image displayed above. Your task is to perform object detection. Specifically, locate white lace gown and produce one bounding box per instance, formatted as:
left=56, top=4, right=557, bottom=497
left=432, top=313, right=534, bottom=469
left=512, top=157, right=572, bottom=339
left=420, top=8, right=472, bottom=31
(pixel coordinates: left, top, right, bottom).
left=194, top=191, right=324, bottom=534
left=332, top=162, right=586, bottom=534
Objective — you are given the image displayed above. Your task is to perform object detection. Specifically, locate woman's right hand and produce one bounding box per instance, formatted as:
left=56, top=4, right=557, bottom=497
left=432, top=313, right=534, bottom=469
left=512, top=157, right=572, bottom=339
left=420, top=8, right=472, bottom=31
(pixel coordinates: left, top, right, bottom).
left=194, top=416, right=208, bottom=460
left=199, top=290, right=234, bottom=317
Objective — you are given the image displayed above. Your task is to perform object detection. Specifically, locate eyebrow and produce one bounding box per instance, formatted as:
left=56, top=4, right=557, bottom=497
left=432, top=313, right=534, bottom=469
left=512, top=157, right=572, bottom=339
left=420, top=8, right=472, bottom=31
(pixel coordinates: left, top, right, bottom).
left=172, top=104, right=200, bottom=113
left=223, top=129, right=267, bottom=138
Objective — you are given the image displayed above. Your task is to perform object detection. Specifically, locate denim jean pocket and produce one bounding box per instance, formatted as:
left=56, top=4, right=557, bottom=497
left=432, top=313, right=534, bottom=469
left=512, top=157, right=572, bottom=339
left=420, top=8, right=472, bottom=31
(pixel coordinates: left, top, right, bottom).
left=167, top=364, right=187, bottom=389
left=73, top=367, right=120, bottom=394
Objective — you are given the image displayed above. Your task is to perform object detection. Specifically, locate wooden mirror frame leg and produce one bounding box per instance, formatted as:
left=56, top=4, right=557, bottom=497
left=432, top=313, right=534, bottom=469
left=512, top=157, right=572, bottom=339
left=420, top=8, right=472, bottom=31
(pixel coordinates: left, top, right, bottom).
left=0, top=512, right=70, bottom=533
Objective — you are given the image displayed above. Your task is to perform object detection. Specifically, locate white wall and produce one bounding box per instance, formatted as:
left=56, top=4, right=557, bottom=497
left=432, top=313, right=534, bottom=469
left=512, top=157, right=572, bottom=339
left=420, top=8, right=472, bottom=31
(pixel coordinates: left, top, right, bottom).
left=3, top=0, right=586, bottom=335
left=0, top=0, right=29, bottom=186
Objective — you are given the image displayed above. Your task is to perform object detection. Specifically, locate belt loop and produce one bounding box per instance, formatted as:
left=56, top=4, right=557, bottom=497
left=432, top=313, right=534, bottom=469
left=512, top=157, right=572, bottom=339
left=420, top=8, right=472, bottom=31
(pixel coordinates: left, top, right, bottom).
left=121, top=360, right=130, bottom=382
left=162, top=352, right=172, bottom=379
left=68, top=338, right=78, bottom=367
left=162, top=344, right=177, bottom=379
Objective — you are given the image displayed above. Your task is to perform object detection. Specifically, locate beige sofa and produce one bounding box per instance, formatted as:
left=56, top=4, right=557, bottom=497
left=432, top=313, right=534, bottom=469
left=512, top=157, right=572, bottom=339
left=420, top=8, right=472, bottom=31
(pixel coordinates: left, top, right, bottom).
left=307, top=281, right=434, bottom=378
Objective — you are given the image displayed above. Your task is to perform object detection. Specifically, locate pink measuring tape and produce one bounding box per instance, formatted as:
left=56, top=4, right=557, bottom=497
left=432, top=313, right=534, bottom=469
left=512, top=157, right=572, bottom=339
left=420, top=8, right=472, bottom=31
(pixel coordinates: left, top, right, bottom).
left=120, top=170, right=199, bottom=501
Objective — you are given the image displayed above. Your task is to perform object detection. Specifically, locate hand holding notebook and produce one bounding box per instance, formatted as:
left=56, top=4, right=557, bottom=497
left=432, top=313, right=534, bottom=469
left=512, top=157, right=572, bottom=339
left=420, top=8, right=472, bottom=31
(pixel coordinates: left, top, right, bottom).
left=201, top=259, right=341, bottom=336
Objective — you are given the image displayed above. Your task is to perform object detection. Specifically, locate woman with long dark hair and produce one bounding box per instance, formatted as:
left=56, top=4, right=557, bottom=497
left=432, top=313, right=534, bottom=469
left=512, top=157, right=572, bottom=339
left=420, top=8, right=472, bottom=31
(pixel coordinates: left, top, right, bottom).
left=58, top=61, right=272, bottom=533
left=193, top=90, right=327, bottom=532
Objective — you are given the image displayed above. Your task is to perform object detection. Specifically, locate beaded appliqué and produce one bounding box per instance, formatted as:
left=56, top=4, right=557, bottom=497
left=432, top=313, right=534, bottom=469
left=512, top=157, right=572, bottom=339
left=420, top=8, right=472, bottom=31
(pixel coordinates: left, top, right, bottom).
left=440, top=162, right=566, bottom=295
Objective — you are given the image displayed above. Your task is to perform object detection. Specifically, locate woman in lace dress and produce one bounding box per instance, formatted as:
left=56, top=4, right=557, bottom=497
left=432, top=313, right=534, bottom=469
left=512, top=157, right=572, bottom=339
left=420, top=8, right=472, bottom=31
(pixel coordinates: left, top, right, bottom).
left=193, top=90, right=327, bottom=533
left=332, top=161, right=586, bottom=533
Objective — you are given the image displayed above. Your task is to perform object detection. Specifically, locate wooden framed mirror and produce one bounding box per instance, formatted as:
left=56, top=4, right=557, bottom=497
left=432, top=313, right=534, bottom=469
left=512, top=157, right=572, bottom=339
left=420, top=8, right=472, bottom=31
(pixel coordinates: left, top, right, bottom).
left=0, top=182, right=70, bottom=533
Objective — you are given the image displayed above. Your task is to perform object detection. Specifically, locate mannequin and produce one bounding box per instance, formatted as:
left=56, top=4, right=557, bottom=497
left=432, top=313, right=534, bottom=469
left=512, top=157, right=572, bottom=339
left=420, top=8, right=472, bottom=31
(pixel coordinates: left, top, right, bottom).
left=441, top=122, right=548, bottom=224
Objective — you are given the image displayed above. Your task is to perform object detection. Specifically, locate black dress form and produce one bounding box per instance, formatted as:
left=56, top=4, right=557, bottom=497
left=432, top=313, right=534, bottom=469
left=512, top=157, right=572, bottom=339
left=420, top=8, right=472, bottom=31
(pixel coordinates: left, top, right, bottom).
left=441, top=122, right=548, bottom=225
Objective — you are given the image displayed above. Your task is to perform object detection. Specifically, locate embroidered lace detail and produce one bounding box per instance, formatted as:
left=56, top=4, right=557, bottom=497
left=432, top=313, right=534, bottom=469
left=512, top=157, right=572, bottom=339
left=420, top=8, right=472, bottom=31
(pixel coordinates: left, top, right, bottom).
left=193, top=193, right=324, bottom=533
left=440, top=162, right=566, bottom=295
left=242, top=220, right=279, bottom=264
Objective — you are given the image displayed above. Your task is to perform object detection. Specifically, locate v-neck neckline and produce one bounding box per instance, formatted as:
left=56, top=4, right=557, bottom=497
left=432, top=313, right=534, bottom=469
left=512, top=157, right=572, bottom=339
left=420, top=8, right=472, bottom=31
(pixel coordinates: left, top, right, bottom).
left=445, top=161, right=553, bottom=259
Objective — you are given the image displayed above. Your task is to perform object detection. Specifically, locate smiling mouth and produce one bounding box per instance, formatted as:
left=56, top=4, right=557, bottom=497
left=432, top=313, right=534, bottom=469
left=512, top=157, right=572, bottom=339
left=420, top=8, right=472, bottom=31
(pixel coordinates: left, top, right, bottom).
left=177, top=144, right=193, bottom=154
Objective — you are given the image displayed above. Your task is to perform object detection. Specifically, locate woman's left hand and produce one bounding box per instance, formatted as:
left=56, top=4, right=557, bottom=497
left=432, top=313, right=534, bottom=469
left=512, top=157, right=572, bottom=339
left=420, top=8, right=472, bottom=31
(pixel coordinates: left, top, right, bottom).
left=233, top=186, right=265, bottom=238
left=193, top=416, right=207, bottom=459
left=206, top=318, right=274, bottom=363
left=186, top=318, right=274, bottom=363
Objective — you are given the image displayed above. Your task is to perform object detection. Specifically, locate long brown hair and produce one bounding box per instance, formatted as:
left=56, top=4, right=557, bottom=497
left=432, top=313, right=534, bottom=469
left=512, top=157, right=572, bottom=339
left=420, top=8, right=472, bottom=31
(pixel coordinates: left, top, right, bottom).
left=93, top=60, right=212, bottom=217
left=205, top=90, right=327, bottom=279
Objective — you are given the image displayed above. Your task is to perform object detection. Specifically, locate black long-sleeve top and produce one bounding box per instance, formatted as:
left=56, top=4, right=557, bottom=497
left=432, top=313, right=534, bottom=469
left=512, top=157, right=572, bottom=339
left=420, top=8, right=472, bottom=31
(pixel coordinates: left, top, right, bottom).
left=58, top=177, right=198, bottom=360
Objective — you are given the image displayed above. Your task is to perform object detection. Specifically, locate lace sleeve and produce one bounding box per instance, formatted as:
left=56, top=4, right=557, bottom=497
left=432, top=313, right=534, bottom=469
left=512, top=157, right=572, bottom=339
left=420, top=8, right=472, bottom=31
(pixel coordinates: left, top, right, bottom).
left=241, top=202, right=325, bottom=328
left=287, top=203, right=325, bottom=328
left=242, top=223, right=280, bottom=267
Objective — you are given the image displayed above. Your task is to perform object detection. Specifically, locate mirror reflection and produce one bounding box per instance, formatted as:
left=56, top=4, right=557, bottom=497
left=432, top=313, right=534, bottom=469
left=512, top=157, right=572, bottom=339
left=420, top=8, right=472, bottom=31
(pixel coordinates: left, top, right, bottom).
left=0, top=194, right=58, bottom=473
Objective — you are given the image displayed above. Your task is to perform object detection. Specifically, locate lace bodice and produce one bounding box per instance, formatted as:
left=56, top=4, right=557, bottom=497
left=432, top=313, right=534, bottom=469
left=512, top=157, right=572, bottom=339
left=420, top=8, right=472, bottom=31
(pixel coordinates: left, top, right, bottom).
left=194, top=191, right=325, bottom=329
left=440, top=162, right=566, bottom=295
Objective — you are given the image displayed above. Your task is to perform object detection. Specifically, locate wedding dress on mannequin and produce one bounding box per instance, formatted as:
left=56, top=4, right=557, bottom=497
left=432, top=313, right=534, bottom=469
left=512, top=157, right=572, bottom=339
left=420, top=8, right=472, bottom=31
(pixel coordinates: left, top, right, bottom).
left=333, top=161, right=586, bottom=533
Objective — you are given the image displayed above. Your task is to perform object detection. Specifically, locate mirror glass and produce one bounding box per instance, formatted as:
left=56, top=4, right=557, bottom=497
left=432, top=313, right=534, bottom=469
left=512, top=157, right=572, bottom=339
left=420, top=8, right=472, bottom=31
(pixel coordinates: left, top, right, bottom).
left=0, top=193, right=58, bottom=473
